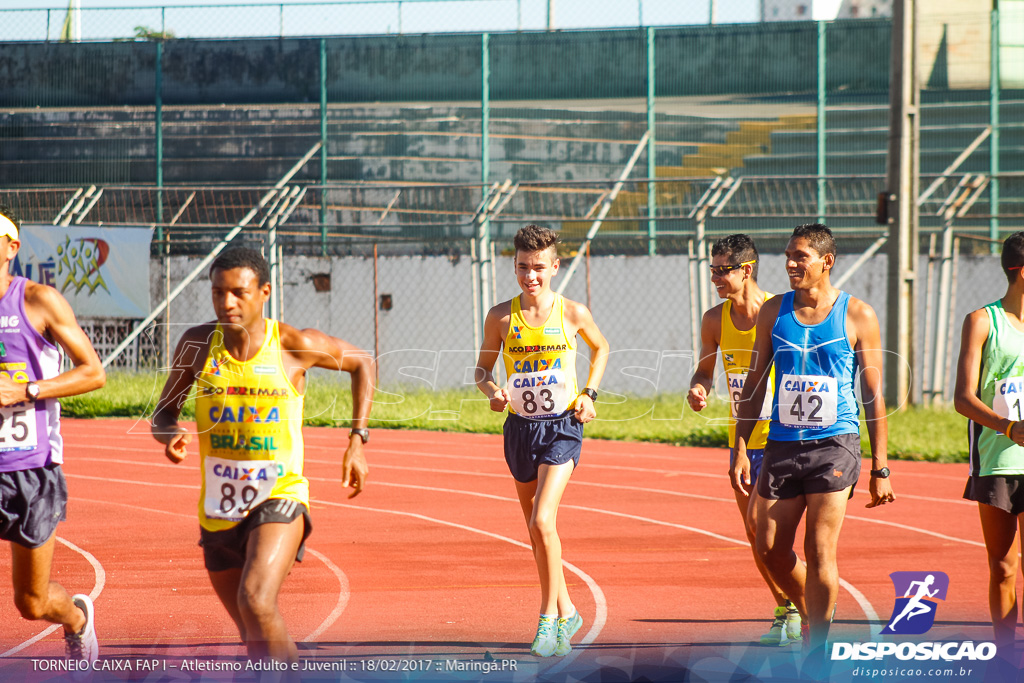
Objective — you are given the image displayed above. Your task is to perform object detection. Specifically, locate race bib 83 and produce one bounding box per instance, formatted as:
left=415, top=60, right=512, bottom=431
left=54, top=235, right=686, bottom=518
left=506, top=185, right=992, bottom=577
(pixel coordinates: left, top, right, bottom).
left=508, top=369, right=570, bottom=418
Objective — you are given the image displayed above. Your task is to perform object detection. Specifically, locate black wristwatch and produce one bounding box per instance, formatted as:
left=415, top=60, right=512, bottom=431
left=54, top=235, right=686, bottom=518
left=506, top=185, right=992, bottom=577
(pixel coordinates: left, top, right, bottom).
left=870, top=467, right=890, bottom=479
left=349, top=428, right=369, bottom=444
left=581, top=388, right=598, bottom=402
left=25, top=382, right=40, bottom=402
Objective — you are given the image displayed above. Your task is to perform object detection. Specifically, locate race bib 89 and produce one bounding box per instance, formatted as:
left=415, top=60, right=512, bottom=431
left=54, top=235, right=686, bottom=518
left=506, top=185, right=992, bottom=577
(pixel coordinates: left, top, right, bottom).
left=726, top=370, right=772, bottom=421
left=778, top=374, right=838, bottom=429
left=993, top=376, right=1024, bottom=421
left=0, top=405, right=38, bottom=452
left=203, top=456, right=279, bottom=522
left=508, top=369, right=571, bottom=418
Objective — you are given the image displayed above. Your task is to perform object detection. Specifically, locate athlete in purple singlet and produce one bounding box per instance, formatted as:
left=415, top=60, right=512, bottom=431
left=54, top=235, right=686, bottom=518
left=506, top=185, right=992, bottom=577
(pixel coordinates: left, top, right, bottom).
left=0, top=205, right=106, bottom=666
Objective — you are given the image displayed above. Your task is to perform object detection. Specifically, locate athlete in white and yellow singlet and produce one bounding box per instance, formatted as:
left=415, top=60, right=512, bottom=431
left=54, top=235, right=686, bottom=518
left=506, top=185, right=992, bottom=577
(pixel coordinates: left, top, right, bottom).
left=687, top=234, right=800, bottom=646
left=152, top=247, right=374, bottom=668
left=475, top=225, right=609, bottom=659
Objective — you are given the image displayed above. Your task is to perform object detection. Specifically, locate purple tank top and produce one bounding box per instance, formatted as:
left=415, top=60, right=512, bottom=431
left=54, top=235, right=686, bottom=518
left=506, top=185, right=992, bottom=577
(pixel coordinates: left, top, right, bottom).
left=0, top=277, right=63, bottom=472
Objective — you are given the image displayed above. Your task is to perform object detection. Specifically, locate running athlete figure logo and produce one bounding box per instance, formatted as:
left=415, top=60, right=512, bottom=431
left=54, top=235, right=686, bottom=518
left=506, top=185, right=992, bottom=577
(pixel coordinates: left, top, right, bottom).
left=887, top=574, right=939, bottom=629
left=881, top=571, right=949, bottom=635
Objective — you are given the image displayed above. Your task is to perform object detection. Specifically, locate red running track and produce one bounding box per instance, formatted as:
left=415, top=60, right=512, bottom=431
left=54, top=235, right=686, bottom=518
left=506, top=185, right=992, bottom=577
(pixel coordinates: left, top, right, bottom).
left=0, top=419, right=1000, bottom=682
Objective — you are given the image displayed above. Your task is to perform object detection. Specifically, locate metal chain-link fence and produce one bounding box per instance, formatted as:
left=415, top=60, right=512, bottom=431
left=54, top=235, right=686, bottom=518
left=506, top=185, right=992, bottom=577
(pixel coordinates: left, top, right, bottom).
left=0, top=1, right=818, bottom=42
left=3, top=176, right=1018, bottom=407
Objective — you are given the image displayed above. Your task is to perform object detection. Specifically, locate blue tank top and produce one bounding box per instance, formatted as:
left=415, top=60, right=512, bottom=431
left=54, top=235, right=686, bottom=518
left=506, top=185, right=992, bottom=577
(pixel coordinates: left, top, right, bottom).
left=768, top=290, right=860, bottom=441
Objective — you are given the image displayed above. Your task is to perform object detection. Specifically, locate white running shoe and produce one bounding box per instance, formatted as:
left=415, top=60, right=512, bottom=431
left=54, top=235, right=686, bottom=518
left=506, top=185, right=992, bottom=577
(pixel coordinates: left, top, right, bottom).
left=65, top=594, right=99, bottom=673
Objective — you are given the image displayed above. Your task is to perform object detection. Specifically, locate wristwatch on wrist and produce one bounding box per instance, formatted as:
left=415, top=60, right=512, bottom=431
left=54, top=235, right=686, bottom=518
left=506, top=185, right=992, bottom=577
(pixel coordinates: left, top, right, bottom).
left=581, top=387, right=598, bottom=402
left=870, top=467, right=890, bottom=479
left=349, top=428, right=369, bottom=444
left=25, top=382, right=40, bottom=402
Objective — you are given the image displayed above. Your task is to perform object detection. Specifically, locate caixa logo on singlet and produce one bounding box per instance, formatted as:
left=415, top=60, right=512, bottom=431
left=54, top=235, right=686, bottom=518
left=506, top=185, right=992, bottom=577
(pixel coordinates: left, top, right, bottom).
left=831, top=571, right=996, bottom=662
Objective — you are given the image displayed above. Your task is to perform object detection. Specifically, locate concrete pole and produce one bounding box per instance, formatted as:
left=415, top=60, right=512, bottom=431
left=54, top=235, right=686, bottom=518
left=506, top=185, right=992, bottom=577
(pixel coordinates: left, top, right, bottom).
left=884, top=0, right=920, bottom=408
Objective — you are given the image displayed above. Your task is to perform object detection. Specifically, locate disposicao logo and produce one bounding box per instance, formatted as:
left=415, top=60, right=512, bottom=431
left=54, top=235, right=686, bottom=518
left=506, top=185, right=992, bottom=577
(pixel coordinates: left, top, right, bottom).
left=831, top=571, right=997, bottom=663
left=881, top=571, right=948, bottom=635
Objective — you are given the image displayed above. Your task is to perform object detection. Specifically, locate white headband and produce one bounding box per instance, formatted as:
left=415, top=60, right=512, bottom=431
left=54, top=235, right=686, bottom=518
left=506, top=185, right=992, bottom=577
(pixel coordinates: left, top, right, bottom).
left=0, top=214, right=18, bottom=240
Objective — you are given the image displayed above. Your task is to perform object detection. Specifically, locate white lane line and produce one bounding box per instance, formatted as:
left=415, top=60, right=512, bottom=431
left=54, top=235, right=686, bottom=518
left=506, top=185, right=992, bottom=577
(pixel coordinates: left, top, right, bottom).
left=301, top=549, right=351, bottom=643
left=68, top=473, right=195, bottom=490
left=850, top=488, right=973, bottom=506
left=45, top=497, right=348, bottom=645
left=1, top=538, right=106, bottom=660
left=311, top=497, right=608, bottom=665
left=844, top=515, right=985, bottom=547
left=320, top=481, right=878, bottom=638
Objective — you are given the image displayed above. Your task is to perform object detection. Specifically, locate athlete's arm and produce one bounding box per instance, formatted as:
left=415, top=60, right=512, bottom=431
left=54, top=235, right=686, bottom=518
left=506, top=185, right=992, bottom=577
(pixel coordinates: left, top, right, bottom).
left=283, top=325, right=375, bottom=498
left=732, top=297, right=780, bottom=494
left=688, top=306, right=722, bottom=413
left=151, top=326, right=211, bottom=463
left=849, top=298, right=894, bottom=508
left=952, top=309, right=1020, bottom=443
left=0, top=283, right=105, bottom=407
left=566, top=300, right=609, bottom=423
left=474, top=303, right=512, bottom=413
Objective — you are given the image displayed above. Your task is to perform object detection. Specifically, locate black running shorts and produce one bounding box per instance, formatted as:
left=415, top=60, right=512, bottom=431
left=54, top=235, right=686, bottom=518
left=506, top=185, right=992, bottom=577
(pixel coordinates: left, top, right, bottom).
left=0, top=464, right=67, bottom=548
left=757, top=433, right=862, bottom=500
left=964, top=474, right=1024, bottom=516
left=199, top=498, right=312, bottom=572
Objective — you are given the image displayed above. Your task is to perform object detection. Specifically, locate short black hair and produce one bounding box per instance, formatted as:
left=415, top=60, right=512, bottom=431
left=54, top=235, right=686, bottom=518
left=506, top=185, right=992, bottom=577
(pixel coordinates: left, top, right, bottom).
left=1002, top=231, right=1024, bottom=284
left=791, top=223, right=837, bottom=260
left=711, top=233, right=759, bottom=281
left=514, top=224, right=559, bottom=256
left=0, top=203, right=20, bottom=229
left=210, top=247, right=270, bottom=286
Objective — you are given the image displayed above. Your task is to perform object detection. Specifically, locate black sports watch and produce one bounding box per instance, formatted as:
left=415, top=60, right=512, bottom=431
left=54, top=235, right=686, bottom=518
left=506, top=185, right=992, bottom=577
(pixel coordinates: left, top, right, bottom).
left=581, top=388, right=598, bottom=402
left=25, top=382, right=40, bottom=402
left=349, top=428, right=369, bottom=444
left=870, top=467, right=890, bottom=479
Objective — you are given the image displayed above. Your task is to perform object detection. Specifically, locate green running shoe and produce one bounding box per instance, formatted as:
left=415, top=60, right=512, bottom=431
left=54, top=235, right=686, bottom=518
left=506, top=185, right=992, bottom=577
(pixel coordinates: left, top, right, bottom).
left=530, top=616, right=557, bottom=657
left=760, top=606, right=789, bottom=646
left=554, top=611, right=584, bottom=656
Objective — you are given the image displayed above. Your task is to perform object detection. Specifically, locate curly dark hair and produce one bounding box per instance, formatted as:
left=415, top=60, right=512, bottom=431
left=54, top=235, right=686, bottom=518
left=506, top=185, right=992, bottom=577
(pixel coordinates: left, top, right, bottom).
left=1002, top=231, right=1024, bottom=284
left=791, top=223, right=837, bottom=260
left=513, top=224, right=559, bottom=256
left=210, top=247, right=270, bottom=286
left=711, top=233, right=759, bottom=281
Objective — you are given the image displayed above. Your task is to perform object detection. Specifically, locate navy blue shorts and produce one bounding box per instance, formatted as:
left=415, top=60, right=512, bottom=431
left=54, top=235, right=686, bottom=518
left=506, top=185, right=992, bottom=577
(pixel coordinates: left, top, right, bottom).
left=503, top=411, right=583, bottom=483
left=0, top=464, right=68, bottom=549
left=730, top=448, right=765, bottom=484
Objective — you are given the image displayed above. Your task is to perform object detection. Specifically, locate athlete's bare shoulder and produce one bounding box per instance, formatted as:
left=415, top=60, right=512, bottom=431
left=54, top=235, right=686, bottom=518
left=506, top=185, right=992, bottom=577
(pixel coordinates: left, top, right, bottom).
left=560, top=297, right=592, bottom=323
left=757, top=294, right=784, bottom=322
left=846, top=295, right=880, bottom=330
left=487, top=299, right=514, bottom=323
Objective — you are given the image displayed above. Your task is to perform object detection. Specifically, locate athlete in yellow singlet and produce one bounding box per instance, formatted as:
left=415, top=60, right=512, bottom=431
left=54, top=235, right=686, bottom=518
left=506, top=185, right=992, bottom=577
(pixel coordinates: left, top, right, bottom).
left=475, top=225, right=609, bottom=659
left=152, top=248, right=374, bottom=668
left=687, top=234, right=801, bottom=646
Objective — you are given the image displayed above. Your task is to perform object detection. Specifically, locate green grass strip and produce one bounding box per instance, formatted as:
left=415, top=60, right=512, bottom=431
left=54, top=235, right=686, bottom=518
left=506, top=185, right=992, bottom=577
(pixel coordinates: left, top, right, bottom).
left=64, top=372, right=970, bottom=463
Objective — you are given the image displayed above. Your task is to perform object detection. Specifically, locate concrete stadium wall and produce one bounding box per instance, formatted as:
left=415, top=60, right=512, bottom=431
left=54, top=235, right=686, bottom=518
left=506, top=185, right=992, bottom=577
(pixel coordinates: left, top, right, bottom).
left=156, top=250, right=1004, bottom=406
left=0, top=20, right=891, bottom=108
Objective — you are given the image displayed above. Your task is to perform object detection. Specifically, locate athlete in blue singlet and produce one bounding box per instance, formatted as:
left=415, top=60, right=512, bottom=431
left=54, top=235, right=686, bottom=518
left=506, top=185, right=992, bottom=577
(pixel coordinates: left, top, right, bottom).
left=733, top=224, right=895, bottom=663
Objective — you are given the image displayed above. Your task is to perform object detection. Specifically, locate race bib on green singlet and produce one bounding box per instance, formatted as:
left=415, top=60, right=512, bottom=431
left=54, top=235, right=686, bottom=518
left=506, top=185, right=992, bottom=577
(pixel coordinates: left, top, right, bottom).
left=726, top=370, right=772, bottom=421
left=508, top=369, right=571, bottom=418
left=993, top=376, right=1024, bottom=421
left=778, top=374, right=838, bottom=429
left=203, top=456, right=279, bottom=522
left=0, top=405, right=38, bottom=452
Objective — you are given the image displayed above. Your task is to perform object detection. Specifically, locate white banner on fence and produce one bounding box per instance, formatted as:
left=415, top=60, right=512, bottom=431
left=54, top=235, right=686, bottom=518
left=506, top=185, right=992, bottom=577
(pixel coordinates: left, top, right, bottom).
left=9, top=225, right=153, bottom=318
